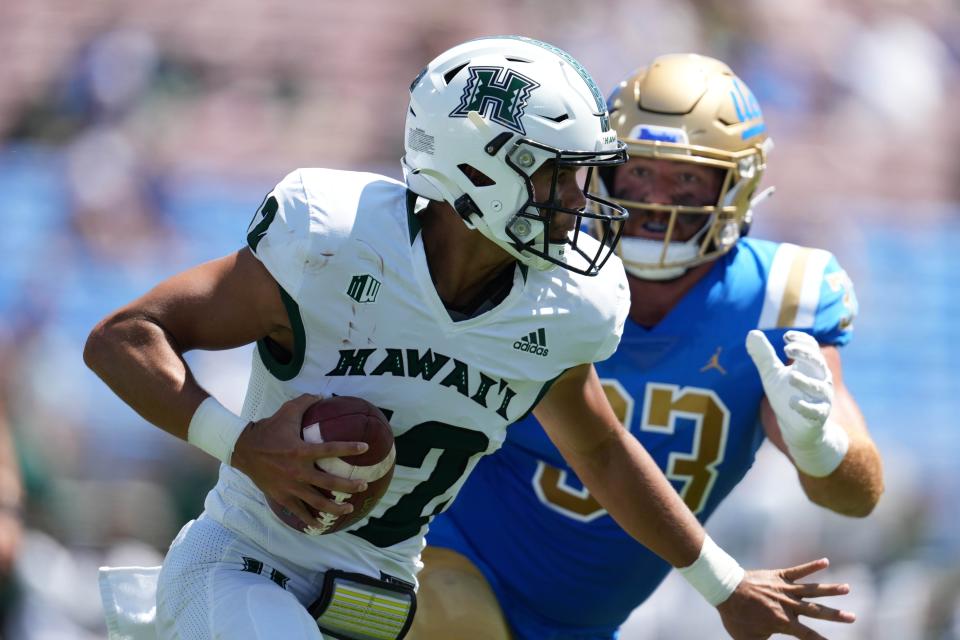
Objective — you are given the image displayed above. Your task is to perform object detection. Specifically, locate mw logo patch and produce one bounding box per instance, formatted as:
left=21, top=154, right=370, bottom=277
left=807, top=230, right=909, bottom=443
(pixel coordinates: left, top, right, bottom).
left=347, top=274, right=381, bottom=303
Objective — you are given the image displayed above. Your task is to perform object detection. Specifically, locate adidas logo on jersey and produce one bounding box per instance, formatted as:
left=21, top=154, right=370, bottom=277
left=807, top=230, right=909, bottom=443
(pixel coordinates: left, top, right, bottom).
left=513, top=328, right=549, bottom=357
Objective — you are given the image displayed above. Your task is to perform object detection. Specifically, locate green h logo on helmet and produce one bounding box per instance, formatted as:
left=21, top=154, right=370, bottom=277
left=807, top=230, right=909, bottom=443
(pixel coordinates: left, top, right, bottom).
left=449, top=66, right=540, bottom=135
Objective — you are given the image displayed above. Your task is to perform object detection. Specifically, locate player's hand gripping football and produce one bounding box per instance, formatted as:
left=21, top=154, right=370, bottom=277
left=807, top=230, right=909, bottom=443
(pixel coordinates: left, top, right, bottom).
left=746, top=330, right=842, bottom=475
left=717, top=558, right=855, bottom=640
left=230, top=394, right=369, bottom=526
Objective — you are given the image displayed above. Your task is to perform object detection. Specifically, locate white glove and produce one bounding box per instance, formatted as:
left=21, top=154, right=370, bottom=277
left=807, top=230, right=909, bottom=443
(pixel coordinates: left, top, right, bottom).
left=746, top=329, right=849, bottom=477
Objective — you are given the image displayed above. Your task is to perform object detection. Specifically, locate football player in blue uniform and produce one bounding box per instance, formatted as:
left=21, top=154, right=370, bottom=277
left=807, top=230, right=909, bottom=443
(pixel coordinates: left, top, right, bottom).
left=415, top=54, right=884, bottom=640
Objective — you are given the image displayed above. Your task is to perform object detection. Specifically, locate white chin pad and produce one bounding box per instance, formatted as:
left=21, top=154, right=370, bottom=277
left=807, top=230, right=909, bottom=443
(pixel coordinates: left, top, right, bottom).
left=618, top=235, right=697, bottom=280
left=624, top=264, right=687, bottom=281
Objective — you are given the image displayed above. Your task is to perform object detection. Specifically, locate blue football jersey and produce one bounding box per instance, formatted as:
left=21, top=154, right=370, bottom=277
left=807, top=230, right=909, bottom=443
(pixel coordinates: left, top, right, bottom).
left=426, top=238, right=858, bottom=639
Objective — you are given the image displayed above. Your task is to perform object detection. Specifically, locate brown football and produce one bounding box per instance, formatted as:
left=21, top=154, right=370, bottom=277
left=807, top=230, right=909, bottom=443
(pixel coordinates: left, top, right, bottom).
left=267, top=396, right=395, bottom=535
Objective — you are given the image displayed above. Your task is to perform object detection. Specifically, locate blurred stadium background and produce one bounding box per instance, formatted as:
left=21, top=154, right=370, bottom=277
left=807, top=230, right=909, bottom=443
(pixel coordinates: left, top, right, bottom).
left=1, top=0, right=958, bottom=638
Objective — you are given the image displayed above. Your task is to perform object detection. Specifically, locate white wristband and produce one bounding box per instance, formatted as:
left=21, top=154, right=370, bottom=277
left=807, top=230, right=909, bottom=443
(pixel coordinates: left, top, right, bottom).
left=677, top=535, right=745, bottom=606
left=187, top=397, right=249, bottom=465
left=786, top=419, right=850, bottom=478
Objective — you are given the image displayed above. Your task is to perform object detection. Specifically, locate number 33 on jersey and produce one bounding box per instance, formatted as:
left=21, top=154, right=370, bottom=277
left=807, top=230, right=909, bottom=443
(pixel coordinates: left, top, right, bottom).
left=535, top=379, right=731, bottom=520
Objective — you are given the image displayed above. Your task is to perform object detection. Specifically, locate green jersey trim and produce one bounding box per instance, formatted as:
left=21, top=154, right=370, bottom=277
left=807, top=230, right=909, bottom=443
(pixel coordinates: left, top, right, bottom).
left=256, top=285, right=306, bottom=381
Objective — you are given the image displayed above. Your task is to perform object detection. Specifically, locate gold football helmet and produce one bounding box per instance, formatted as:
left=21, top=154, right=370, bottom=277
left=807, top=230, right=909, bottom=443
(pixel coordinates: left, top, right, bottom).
left=603, top=53, right=774, bottom=279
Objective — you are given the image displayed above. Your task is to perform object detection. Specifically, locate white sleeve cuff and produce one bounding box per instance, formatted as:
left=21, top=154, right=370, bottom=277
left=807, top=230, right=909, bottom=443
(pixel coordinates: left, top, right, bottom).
left=187, top=397, right=249, bottom=465
left=676, top=535, right=745, bottom=606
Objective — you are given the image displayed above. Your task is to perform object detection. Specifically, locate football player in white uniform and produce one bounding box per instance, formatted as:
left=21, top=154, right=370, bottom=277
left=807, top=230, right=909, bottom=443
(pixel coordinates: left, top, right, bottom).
left=85, top=37, right=856, bottom=640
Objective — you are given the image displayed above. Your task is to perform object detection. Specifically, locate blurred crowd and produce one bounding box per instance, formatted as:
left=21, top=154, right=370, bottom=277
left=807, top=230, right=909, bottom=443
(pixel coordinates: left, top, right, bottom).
left=0, top=0, right=959, bottom=638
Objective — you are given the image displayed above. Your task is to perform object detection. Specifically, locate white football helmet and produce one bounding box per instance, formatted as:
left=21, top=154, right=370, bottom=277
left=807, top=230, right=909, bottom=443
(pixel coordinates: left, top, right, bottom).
left=602, top=54, right=775, bottom=280
left=403, top=36, right=628, bottom=275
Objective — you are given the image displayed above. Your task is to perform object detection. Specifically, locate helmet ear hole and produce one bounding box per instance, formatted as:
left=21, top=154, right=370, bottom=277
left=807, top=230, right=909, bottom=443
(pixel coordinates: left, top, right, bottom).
left=458, top=164, right=497, bottom=187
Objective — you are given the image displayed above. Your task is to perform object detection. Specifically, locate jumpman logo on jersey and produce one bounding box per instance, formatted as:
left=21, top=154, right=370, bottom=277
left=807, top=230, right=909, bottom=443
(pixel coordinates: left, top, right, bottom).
left=700, top=347, right=727, bottom=375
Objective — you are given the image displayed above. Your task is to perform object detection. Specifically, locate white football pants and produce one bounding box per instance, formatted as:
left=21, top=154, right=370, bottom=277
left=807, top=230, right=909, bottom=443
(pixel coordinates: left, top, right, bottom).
left=155, top=516, right=326, bottom=640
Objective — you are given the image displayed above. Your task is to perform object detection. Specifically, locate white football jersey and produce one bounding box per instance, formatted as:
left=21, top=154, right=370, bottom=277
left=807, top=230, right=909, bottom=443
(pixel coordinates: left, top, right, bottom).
left=203, top=168, right=629, bottom=584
